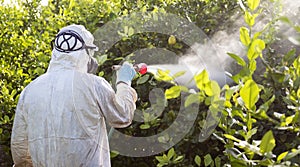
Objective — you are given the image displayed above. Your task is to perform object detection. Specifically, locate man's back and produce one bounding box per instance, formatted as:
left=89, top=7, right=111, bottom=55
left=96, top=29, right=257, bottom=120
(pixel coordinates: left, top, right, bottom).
left=11, top=24, right=137, bottom=167
left=15, top=69, right=110, bottom=166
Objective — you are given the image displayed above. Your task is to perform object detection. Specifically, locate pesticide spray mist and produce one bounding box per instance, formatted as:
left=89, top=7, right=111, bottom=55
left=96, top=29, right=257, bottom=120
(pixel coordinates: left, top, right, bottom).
left=94, top=0, right=299, bottom=157
left=138, top=0, right=300, bottom=88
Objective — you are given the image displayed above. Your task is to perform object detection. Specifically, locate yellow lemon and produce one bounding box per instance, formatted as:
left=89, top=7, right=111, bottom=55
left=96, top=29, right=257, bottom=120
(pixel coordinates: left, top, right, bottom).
left=168, top=35, right=176, bottom=45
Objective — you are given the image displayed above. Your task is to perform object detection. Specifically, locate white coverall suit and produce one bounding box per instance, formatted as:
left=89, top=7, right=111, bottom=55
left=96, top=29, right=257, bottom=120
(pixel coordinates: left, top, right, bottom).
left=11, top=25, right=137, bottom=167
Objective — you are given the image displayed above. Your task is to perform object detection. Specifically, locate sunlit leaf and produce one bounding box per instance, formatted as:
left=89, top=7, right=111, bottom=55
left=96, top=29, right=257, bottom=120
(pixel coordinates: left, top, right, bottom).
left=244, top=11, right=258, bottom=27
left=247, top=39, right=265, bottom=60
left=227, top=52, right=246, bottom=67
left=277, top=151, right=288, bottom=162
left=249, top=60, right=257, bottom=73
left=285, top=115, right=294, bottom=126
left=260, top=130, right=276, bottom=154
left=194, top=70, right=210, bottom=91
left=204, top=81, right=220, bottom=97
left=294, top=57, right=300, bottom=76
left=157, top=69, right=173, bottom=82
left=247, top=0, right=260, bottom=11
left=240, top=80, right=260, bottom=110
left=165, top=86, right=181, bottom=99
left=239, top=27, right=251, bottom=46
left=224, top=134, right=241, bottom=142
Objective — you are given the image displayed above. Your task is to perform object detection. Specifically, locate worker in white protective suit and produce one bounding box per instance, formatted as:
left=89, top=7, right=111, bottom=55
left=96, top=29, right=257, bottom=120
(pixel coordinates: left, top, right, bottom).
left=11, top=24, right=137, bottom=167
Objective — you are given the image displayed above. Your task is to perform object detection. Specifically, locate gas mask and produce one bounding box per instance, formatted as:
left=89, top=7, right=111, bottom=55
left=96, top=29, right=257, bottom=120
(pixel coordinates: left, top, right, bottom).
left=87, top=57, right=99, bottom=74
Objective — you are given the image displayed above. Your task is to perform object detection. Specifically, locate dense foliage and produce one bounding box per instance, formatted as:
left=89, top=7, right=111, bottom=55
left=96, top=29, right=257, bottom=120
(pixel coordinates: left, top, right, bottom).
left=1, top=0, right=299, bottom=166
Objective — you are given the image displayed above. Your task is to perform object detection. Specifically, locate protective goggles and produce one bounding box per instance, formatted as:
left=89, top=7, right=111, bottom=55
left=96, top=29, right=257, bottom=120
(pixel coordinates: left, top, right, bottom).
left=52, top=30, right=98, bottom=53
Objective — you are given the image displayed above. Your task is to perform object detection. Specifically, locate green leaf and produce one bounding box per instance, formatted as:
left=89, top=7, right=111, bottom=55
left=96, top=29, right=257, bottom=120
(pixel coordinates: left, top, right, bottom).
left=224, top=134, right=241, bottom=142
left=128, top=27, right=134, bottom=36
left=194, top=70, right=210, bottom=91
left=155, top=156, right=167, bottom=163
left=259, top=93, right=275, bottom=110
left=230, top=160, right=248, bottom=167
left=110, top=150, right=119, bottom=158
left=247, top=39, right=265, bottom=60
left=240, top=27, right=251, bottom=46
left=285, top=115, right=294, bottom=126
left=294, top=57, right=300, bottom=76
left=227, top=53, right=246, bottom=67
left=240, top=80, right=260, bottom=110
left=173, top=155, right=184, bottom=162
left=156, top=69, right=173, bottom=82
left=204, top=81, right=220, bottom=97
left=194, top=155, right=201, bottom=166
left=231, top=66, right=251, bottom=83
left=279, top=16, right=292, bottom=25
left=4, top=115, right=9, bottom=122
left=167, top=148, right=175, bottom=160
left=249, top=60, right=257, bottom=73
left=294, top=26, right=300, bottom=32
left=204, top=154, right=213, bottom=167
left=98, top=71, right=104, bottom=77
left=34, top=67, right=45, bottom=75
left=258, top=159, right=273, bottom=166
left=244, top=11, right=257, bottom=27
left=260, top=130, right=276, bottom=154
left=172, top=71, right=186, bottom=78
left=283, top=49, right=296, bottom=65
left=165, top=86, right=181, bottom=99
left=214, top=157, right=221, bottom=167
left=277, top=151, right=288, bottom=162
left=271, top=72, right=286, bottom=83
left=285, top=149, right=300, bottom=160
left=96, top=54, right=108, bottom=66
left=156, top=163, right=165, bottom=167
left=253, top=32, right=261, bottom=40
left=2, top=86, right=9, bottom=95
left=137, top=74, right=150, bottom=85
left=140, top=124, right=150, bottom=129
left=247, top=0, right=260, bottom=11
left=184, top=93, right=202, bottom=107
left=246, top=127, right=257, bottom=141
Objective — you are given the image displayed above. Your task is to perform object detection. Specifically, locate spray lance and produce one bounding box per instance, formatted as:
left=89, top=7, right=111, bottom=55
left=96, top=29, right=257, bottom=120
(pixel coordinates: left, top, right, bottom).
left=111, top=63, right=148, bottom=75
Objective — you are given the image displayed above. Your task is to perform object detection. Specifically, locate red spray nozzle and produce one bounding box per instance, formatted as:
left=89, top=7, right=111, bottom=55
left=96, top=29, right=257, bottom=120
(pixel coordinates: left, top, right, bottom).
left=112, top=63, right=148, bottom=75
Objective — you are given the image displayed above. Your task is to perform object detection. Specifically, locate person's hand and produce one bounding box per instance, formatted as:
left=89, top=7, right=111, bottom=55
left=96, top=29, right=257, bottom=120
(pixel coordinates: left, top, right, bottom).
left=116, top=62, right=136, bottom=86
